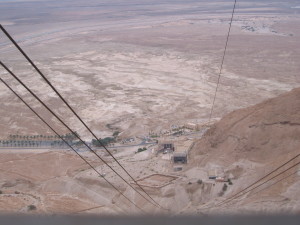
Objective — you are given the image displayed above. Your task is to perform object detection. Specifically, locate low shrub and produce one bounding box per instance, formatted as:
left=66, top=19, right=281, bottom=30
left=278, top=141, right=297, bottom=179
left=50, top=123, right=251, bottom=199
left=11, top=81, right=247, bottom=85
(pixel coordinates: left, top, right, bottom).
left=28, top=205, right=36, bottom=211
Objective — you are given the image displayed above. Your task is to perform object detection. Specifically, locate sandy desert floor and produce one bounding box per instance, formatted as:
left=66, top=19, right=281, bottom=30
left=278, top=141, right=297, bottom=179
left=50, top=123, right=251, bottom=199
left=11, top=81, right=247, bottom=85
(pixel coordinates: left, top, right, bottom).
left=0, top=1, right=299, bottom=139
left=0, top=0, right=299, bottom=215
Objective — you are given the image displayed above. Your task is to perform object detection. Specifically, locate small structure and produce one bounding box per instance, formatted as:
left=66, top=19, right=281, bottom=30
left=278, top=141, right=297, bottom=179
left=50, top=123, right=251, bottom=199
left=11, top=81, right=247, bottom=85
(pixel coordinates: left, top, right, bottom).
left=184, top=120, right=218, bottom=131
left=173, top=166, right=183, bottom=171
left=157, top=139, right=175, bottom=154
left=173, top=152, right=188, bottom=163
left=208, top=169, right=217, bottom=179
left=172, top=140, right=194, bottom=164
left=216, top=177, right=226, bottom=182
left=207, top=167, right=224, bottom=180
left=163, top=143, right=173, bottom=150
left=184, top=123, right=199, bottom=130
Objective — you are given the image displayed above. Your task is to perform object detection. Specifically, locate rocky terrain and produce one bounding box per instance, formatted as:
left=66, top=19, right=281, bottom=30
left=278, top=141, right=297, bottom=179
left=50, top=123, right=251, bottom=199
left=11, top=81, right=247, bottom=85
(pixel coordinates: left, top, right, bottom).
left=0, top=0, right=299, bottom=139
left=184, top=87, right=300, bottom=214
left=0, top=88, right=299, bottom=215
left=0, top=0, right=299, bottom=215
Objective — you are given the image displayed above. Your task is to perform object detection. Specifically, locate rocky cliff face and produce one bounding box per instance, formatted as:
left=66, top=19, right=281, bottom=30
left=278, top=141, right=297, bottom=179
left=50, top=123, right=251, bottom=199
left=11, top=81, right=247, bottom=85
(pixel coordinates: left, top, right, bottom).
left=187, top=88, right=300, bottom=213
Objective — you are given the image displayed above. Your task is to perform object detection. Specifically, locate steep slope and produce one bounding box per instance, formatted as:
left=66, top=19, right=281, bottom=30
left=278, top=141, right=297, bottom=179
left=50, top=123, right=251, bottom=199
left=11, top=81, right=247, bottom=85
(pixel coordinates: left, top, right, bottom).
left=192, top=87, right=300, bottom=165
left=186, top=87, right=300, bottom=213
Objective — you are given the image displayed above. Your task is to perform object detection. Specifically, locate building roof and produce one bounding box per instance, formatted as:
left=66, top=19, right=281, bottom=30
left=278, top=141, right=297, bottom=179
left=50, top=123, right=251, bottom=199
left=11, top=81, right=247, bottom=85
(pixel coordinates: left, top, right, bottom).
left=175, top=140, right=194, bottom=153
left=208, top=169, right=217, bottom=177
left=173, top=152, right=187, bottom=157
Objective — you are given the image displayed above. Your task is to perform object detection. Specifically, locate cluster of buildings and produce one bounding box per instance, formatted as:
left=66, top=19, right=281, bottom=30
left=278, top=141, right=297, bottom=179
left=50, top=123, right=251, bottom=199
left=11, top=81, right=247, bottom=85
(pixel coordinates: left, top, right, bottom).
left=157, top=139, right=194, bottom=164
left=156, top=139, right=228, bottom=183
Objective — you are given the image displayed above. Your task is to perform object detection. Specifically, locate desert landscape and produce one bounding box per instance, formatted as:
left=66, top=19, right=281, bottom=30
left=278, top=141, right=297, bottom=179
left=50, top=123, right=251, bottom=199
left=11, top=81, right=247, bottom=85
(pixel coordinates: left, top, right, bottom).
left=0, top=0, right=299, bottom=215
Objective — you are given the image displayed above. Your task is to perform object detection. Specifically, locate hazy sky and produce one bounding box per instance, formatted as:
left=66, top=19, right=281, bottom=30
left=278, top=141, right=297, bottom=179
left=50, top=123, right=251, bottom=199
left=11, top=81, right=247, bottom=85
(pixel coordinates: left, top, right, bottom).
left=0, top=0, right=299, bottom=35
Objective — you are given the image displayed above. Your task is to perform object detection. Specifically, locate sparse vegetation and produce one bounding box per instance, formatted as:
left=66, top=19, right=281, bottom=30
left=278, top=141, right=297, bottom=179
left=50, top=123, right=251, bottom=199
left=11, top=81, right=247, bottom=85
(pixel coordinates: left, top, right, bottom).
left=113, top=131, right=120, bottom=137
left=222, top=183, right=228, bottom=192
left=28, top=205, right=36, bottom=211
left=74, top=140, right=85, bottom=146
left=218, top=183, right=228, bottom=197
left=150, top=135, right=159, bottom=138
left=228, top=179, right=233, bottom=185
left=0, top=132, right=79, bottom=148
left=0, top=190, right=2, bottom=194
left=92, top=137, right=116, bottom=147
left=197, top=179, right=203, bottom=185
left=137, top=147, right=147, bottom=153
